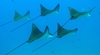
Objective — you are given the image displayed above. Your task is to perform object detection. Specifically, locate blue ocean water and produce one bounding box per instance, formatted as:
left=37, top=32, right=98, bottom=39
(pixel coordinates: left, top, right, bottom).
left=0, top=0, right=100, bottom=55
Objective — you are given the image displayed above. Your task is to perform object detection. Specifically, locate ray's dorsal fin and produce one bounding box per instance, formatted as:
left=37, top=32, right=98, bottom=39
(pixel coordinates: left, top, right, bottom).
left=27, top=24, right=43, bottom=43
left=57, top=23, right=78, bottom=38
left=14, top=10, right=23, bottom=22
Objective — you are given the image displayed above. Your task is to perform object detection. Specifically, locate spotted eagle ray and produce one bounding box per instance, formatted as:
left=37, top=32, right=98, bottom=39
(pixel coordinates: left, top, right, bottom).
left=67, top=7, right=95, bottom=22
left=61, top=7, right=95, bottom=26
left=57, top=23, right=78, bottom=38
left=31, top=6, right=95, bottom=53
left=32, top=23, right=78, bottom=52
left=11, top=4, right=60, bottom=32
left=0, top=10, right=30, bottom=27
left=69, top=7, right=95, bottom=20
left=31, top=7, right=95, bottom=52
left=6, top=23, right=53, bottom=55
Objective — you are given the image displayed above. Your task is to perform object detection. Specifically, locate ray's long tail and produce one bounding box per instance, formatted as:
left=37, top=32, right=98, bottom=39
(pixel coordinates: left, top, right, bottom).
left=11, top=15, right=40, bottom=32
left=0, top=21, right=12, bottom=27
left=6, top=41, right=27, bottom=55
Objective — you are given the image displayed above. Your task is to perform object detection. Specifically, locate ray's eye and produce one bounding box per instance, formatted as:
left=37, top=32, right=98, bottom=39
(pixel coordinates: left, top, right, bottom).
left=72, top=16, right=74, bottom=18
left=70, top=16, right=74, bottom=20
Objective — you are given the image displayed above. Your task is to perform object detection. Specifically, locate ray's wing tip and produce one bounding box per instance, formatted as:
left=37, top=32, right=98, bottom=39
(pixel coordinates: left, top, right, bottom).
left=27, top=10, right=30, bottom=13
left=68, top=7, right=71, bottom=8
left=45, top=26, right=49, bottom=31
left=32, top=23, right=36, bottom=27
left=68, top=7, right=73, bottom=10
left=40, top=4, right=42, bottom=6
left=15, top=10, right=17, bottom=13
left=57, top=22, right=59, bottom=25
left=57, top=23, right=60, bottom=27
left=57, top=3, right=60, bottom=6
left=93, top=7, right=96, bottom=9
left=57, top=4, right=60, bottom=8
left=45, top=26, right=53, bottom=35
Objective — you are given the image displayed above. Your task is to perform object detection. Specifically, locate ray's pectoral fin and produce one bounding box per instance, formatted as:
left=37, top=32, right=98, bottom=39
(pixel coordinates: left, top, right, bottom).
left=40, top=4, right=60, bottom=16
left=27, top=24, right=53, bottom=43
left=40, top=26, right=53, bottom=39
left=11, top=12, right=40, bottom=32
left=79, top=7, right=95, bottom=17
left=87, top=7, right=95, bottom=16
left=68, top=7, right=80, bottom=16
left=14, top=10, right=23, bottom=22
left=14, top=10, right=30, bottom=22
left=88, top=7, right=95, bottom=13
left=57, top=23, right=78, bottom=38
left=40, top=4, right=51, bottom=16
left=27, top=23, right=43, bottom=43
left=68, top=7, right=80, bottom=20
left=52, top=4, right=60, bottom=14
left=23, top=10, right=30, bottom=19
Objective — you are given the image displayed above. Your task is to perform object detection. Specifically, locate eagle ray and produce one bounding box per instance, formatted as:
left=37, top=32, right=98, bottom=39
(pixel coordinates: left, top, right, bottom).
left=69, top=7, right=95, bottom=20
left=11, top=4, right=60, bottom=32
left=6, top=23, right=52, bottom=55
left=31, top=7, right=95, bottom=52
left=32, top=22, right=78, bottom=52
left=0, top=10, right=30, bottom=27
